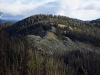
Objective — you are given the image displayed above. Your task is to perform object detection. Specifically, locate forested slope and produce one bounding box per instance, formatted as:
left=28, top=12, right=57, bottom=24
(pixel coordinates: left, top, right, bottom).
left=0, top=14, right=100, bottom=75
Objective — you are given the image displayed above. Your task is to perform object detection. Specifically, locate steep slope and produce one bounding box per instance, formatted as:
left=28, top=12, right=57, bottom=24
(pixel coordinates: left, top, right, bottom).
left=27, top=30, right=100, bottom=55
left=27, top=31, right=79, bottom=55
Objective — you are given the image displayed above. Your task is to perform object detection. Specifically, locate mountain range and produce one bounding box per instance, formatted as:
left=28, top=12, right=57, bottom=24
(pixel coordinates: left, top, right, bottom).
left=1, top=19, right=18, bottom=23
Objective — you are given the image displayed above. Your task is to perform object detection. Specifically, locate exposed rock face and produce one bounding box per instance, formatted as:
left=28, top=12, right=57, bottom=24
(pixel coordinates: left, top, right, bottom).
left=27, top=31, right=100, bottom=55
left=27, top=31, right=81, bottom=55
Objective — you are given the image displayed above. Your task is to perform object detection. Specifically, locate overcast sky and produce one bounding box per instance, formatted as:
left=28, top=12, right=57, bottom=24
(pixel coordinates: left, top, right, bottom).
left=0, top=0, right=100, bottom=20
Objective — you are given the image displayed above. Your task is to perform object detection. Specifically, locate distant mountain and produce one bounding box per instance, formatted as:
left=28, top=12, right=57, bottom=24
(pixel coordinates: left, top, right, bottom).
left=1, top=19, right=18, bottom=23
left=96, top=18, right=100, bottom=21
left=72, top=18, right=84, bottom=22
left=91, top=18, right=100, bottom=22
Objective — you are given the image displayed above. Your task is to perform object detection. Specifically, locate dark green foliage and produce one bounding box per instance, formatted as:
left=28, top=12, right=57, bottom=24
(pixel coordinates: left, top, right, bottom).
left=0, top=31, right=67, bottom=75
left=62, top=50, right=100, bottom=75
left=0, top=30, right=100, bottom=75
left=65, top=30, right=100, bottom=46
left=0, top=32, right=100, bottom=75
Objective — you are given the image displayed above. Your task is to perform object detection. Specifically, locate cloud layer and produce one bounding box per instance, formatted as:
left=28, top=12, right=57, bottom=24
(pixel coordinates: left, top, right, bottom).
left=0, top=0, right=100, bottom=20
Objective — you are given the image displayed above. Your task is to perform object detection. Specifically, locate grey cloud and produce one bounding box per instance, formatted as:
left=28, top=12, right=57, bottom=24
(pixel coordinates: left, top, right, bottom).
left=84, top=5, right=100, bottom=11
left=78, top=2, right=100, bottom=11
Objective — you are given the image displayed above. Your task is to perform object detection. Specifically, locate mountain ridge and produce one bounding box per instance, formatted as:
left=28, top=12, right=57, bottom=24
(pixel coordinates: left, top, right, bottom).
left=3, top=14, right=100, bottom=46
